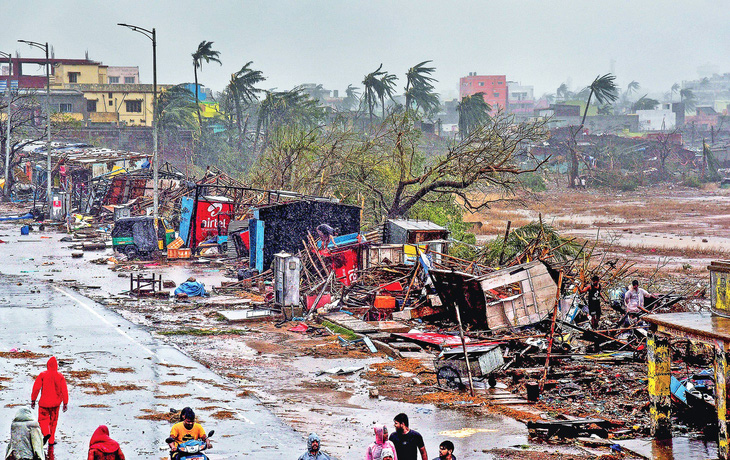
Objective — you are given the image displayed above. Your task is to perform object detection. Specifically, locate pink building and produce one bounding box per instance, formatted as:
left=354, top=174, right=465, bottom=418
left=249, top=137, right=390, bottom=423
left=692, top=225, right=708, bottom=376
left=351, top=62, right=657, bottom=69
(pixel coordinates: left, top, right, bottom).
left=107, top=66, right=140, bottom=84
left=459, top=73, right=508, bottom=113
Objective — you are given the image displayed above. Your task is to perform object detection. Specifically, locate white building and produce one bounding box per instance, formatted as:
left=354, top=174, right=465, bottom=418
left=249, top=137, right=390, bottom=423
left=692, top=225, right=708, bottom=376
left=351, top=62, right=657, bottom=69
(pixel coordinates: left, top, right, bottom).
left=637, top=104, right=676, bottom=131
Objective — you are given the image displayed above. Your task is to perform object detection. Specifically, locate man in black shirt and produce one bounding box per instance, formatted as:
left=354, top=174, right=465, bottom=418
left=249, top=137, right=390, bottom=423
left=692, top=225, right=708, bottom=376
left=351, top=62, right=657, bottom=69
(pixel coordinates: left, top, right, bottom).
left=389, top=413, right=427, bottom=460
left=579, top=275, right=605, bottom=329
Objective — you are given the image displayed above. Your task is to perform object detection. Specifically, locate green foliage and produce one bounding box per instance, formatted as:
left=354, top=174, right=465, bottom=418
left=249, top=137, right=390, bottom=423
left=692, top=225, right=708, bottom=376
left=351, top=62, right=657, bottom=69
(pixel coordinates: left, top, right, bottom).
left=682, top=174, right=702, bottom=188
left=632, top=95, right=659, bottom=111
left=404, top=61, right=440, bottom=117
left=519, top=172, right=547, bottom=192
left=321, top=320, right=358, bottom=341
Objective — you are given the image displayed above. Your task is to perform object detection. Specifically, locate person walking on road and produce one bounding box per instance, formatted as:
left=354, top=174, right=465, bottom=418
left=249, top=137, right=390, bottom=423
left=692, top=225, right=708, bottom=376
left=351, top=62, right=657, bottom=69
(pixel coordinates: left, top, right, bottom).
left=88, top=425, right=125, bottom=460
left=431, top=440, right=456, bottom=460
left=366, top=424, right=398, bottom=460
left=389, top=413, right=427, bottom=460
left=30, top=356, right=68, bottom=445
left=298, top=433, right=331, bottom=460
left=5, top=407, right=44, bottom=460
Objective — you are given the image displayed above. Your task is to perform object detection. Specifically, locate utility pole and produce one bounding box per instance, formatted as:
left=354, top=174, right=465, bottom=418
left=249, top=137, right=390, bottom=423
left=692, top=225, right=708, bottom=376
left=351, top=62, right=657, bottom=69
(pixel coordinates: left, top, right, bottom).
left=118, top=23, right=158, bottom=225
left=18, top=40, right=52, bottom=217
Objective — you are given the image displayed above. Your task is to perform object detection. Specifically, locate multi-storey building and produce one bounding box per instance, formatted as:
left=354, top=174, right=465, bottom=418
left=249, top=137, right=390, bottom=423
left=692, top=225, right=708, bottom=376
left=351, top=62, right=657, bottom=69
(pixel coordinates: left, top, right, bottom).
left=459, top=73, right=508, bottom=113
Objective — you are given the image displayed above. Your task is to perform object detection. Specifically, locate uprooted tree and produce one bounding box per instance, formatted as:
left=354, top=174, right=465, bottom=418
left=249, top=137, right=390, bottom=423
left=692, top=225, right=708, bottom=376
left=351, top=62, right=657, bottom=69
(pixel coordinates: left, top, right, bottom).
left=249, top=110, right=550, bottom=224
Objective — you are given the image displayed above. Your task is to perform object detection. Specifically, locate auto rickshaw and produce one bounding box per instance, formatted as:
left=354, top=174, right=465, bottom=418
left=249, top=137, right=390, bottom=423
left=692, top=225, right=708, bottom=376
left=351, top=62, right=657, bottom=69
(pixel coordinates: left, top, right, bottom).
left=111, top=216, right=175, bottom=259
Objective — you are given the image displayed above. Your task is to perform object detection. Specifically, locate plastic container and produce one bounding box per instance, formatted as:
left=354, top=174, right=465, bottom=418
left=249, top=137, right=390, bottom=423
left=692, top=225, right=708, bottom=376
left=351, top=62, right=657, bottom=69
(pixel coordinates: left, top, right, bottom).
left=167, top=248, right=179, bottom=259
left=177, top=248, right=192, bottom=259
left=526, top=381, right=540, bottom=401
left=20, top=225, right=29, bottom=235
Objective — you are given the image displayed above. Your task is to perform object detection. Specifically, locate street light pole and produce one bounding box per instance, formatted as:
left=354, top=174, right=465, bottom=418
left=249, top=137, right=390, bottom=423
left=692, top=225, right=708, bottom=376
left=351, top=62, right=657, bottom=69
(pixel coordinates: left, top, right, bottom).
left=18, top=40, right=52, bottom=217
left=118, top=23, right=158, bottom=224
left=0, top=52, right=12, bottom=192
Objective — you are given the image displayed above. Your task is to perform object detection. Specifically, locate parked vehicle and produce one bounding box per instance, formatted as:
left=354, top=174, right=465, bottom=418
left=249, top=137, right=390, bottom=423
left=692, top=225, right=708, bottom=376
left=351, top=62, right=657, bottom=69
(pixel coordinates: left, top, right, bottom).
left=111, top=216, right=175, bottom=259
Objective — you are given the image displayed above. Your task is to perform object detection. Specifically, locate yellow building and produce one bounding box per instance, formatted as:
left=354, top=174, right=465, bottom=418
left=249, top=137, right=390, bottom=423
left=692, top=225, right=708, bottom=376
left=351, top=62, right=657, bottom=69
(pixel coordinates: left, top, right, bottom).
left=52, top=62, right=168, bottom=127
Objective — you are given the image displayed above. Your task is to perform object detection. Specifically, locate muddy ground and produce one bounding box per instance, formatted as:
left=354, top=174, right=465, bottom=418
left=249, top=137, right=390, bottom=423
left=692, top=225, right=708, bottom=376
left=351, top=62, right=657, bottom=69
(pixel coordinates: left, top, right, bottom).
left=2, top=181, right=728, bottom=459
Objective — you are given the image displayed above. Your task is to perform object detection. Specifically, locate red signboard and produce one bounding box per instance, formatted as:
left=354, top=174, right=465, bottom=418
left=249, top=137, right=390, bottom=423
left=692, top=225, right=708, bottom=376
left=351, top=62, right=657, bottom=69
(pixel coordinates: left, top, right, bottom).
left=320, top=248, right=358, bottom=286
left=195, top=198, right=233, bottom=244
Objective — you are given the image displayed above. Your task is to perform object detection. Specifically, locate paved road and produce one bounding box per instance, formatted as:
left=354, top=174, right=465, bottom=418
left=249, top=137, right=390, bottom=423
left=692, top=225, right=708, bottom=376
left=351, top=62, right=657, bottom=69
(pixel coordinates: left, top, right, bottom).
left=0, top=275, right=303, bottom=459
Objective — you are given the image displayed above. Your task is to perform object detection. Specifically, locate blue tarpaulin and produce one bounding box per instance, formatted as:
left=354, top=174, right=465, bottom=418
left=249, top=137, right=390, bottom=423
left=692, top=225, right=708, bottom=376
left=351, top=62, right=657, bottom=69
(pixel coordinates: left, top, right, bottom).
left=174, top=281, right=207, bottom=297
left=0, top=212, right=33, bottom=221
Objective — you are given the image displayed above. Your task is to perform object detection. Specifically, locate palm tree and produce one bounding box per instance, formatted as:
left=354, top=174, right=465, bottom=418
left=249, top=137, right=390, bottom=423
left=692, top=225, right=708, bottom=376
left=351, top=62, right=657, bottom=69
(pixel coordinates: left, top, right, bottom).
left=457, top=93, right=491, bottom=139
left=671, top=83, right=680, bottom=102
left=379, top=71, right=398, bottom=119
left=569, top=74, right=618, bottom=187
left=680, top=88, right=696, bottom=113
left=362, top=65, right=386, bottom=123
left=625, top=81, right=640, bottom=96
left=156, top=85, right=198, bottom=163
left=579, top=74, right=619, bottom=127
left=341, top=84, right=360, bottom=111
left=404, top=61, right=438, bottom=116
left=192, top=41, right=222, bottom=125
left=632, top=95, right=659, bottom=112
left=253, top=88, right=325, bottom=152
left=228, top=61, right=265, bottom=147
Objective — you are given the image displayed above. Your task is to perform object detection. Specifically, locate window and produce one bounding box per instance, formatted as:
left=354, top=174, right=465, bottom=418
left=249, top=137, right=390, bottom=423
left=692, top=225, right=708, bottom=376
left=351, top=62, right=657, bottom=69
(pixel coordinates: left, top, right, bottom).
left=108, top=100, right=113, bottom=106
left=68, top=72, right=80, bottom=83
left=87, top=100, right=97, bottom=112
left=125, top=100, right=142, bottom=113
left=124, top=76, right=135, bottom=84
left=59, top=103, right=73, bottom=113
left=493, top=92, right=500, bottom=97
left=108, top=92, right=113, bottom=99
left=108, top=76, right=119, bottom=84
left=478, top=82, right=485, bottom=86
left=498, top=81, right=503, bottom=85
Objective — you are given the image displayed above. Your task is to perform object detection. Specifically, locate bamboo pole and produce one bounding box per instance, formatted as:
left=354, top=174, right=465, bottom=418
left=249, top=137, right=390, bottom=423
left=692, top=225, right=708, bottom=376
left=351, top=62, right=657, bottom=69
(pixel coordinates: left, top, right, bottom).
left=541, top=271, right=564, bottom=391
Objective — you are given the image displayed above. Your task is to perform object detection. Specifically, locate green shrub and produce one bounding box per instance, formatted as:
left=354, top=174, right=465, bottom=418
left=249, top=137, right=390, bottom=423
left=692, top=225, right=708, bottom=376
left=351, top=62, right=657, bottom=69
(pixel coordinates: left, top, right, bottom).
left=682, top=175, right=702, bottom=188
left=519, top=172, right=547, bottom=192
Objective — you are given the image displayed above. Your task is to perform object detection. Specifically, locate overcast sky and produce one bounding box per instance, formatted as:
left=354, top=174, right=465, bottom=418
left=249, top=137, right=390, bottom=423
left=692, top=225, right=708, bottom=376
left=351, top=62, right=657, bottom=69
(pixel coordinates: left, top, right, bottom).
left=4, top=1, right=730, bottom=100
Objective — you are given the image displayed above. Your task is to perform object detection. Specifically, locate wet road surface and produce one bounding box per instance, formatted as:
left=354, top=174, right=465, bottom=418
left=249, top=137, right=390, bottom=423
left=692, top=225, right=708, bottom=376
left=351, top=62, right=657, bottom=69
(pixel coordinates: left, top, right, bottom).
left=0, top=276, right=303, bottom=459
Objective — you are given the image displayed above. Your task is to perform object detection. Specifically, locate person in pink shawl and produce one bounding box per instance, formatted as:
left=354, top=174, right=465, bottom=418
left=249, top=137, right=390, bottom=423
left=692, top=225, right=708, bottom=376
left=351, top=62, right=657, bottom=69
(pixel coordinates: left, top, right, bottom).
left=366, top=425, right=398, bottom=460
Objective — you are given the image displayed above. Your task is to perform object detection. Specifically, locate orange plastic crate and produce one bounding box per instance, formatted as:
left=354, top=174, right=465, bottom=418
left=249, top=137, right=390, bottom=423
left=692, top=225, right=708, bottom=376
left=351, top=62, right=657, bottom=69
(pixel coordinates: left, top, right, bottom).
left=177, top=248, right=192, bottom=259
left=168, top=237, right=184, bottom=250
left=167, top=248, right=179, bottom=259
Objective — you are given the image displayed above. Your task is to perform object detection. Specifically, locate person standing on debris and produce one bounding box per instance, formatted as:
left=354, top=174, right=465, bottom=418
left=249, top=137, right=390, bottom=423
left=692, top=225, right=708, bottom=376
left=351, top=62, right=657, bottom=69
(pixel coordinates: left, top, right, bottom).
left=624, top=280, right=652, bottom=314
left=88, top=425, right=125, bottom=460
left=431, top=441, right=456, bottom=460
left=366, top=425, right=398, bottom=460
left=316, top=224, right=338, bottom=249
left=30, top=356, right=68, bottom=445
left=389, top=413, right=427, bottom=460
left=168, top=407, right=210, bottom=458
left=298, top=433, right=331, bottom=460
left=578, top=275, right=605, bottom=329
left=5, top=407, right=44, bottom=460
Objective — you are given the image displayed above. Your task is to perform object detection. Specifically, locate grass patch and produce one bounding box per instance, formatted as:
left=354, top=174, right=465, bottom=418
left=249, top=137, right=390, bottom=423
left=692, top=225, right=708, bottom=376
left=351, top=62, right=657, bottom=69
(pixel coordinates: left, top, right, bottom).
left=155, top=393, right=192, bottom=399
left=320, top=320, right=358, bottom=341
left=0, top=351, right=47, bottom=359
left=79, top=382, right=145, bottom=395
left=159, top=328, right=249, bottom=336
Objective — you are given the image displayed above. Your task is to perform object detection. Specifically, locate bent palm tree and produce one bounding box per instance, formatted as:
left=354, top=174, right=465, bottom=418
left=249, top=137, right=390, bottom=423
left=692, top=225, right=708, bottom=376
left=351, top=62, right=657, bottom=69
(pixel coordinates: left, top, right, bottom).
left=457, top=93, right=491, bottom=139
left=671, top=83, right=680, bottom=102
left=379, top=71, right=398, bottom=119
left=362, top=65, right=386, bottom=123
left=570, top=74, right=618, bottom=187
left=228, top=61, right=265, bottom=147
left=192, top=41, right=222, bottom=125
left=405, top=60, right=438, bottom=116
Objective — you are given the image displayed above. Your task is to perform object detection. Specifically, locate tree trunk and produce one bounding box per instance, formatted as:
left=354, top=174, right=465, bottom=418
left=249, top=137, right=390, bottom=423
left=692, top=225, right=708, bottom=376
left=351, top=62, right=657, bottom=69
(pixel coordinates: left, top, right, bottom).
left=194, top=65, right=201, bottom=126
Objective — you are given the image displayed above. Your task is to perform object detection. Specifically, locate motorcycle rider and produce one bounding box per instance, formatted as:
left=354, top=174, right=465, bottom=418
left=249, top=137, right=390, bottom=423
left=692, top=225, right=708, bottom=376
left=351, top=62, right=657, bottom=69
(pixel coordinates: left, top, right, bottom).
left=168, top=407, right=211, bottom=459
left=298, top=433, right=331, bottom=460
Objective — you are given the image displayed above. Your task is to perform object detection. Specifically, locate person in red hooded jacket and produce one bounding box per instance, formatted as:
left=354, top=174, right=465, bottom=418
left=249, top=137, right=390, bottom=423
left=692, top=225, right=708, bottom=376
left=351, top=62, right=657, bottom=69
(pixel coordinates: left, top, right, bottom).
left=88, top=425, right=125, bottom=460
left=30, top=357, right=68, bottom=445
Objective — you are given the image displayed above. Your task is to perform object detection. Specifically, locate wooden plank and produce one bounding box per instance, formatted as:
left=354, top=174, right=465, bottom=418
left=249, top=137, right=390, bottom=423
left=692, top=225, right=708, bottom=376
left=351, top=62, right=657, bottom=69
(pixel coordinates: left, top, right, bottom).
left=366, top=321, right=411, bottom=333
left=325, top=312, right=378, bottom=333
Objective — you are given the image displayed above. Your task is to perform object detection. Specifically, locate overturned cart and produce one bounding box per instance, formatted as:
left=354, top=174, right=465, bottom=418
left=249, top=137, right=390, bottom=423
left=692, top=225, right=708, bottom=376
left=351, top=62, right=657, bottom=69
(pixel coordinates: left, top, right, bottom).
left=435, top=343, right=504, bottom=390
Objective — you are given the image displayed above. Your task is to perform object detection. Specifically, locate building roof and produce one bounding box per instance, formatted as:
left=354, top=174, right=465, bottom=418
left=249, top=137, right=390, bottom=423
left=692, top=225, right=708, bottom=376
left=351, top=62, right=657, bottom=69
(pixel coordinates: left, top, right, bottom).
left=388, top=219, right=446, bottom=231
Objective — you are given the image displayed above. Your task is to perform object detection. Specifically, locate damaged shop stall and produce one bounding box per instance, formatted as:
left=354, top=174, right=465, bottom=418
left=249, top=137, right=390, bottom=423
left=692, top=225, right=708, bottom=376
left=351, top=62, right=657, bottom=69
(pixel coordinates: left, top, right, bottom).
left=248, top=200, right=361, bottom=273
left=428, top=260, right=559, bottom=329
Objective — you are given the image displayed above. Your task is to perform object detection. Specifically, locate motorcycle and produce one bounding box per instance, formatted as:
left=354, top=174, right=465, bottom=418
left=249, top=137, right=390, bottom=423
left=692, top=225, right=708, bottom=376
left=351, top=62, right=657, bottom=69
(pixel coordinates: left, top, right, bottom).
left=166, top=430, right=214, bottom=460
